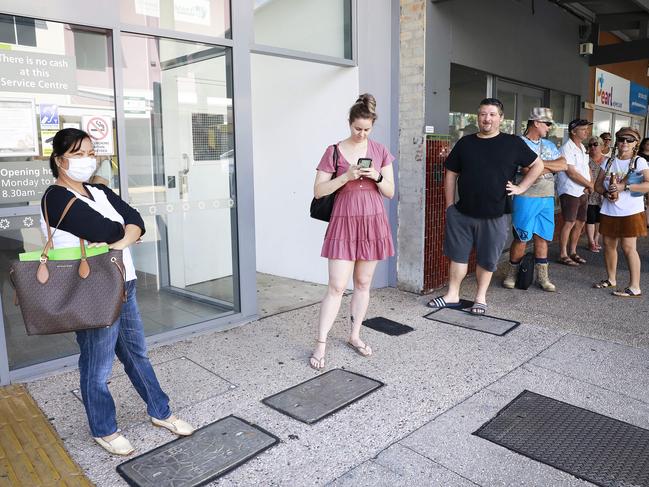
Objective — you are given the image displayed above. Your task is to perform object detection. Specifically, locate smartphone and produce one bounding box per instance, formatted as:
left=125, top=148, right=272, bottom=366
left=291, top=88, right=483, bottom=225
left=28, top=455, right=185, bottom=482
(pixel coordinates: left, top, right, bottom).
left=358, top=158, right=372, bottom=169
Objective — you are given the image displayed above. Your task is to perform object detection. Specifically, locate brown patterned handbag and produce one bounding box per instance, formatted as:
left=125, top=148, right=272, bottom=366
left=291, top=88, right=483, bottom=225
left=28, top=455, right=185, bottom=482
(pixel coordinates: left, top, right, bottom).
left=9, top=194, right=127, bottom=335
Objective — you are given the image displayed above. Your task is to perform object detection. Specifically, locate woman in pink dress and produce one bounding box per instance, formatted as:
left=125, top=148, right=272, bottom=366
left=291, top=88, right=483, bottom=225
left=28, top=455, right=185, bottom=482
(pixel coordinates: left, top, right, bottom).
left=309, top=94, right=395, bottom=370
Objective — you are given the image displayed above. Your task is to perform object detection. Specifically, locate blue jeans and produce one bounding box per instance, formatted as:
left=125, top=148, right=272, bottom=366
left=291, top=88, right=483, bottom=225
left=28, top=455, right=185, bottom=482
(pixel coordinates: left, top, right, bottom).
left=75, top=280, right=170, bottom=437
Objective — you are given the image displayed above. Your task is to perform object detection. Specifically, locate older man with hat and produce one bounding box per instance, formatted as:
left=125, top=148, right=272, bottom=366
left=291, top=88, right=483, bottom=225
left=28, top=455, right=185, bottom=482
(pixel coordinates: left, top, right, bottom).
left=502, top=108, right=567, bottom=291
left=556, top=118, right=593, bottom=266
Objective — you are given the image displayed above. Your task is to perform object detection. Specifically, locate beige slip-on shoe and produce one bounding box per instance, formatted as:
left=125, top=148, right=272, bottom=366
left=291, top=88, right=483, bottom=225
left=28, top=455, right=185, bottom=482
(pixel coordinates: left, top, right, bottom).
left=93, top=434, right=135, bottom=456
left=151, top=415, right=195, bottom=436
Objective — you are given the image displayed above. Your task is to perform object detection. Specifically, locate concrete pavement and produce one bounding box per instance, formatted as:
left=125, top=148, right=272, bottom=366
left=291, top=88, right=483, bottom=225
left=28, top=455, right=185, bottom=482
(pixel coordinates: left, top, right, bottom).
left=25, top=237, right=649, bottom=486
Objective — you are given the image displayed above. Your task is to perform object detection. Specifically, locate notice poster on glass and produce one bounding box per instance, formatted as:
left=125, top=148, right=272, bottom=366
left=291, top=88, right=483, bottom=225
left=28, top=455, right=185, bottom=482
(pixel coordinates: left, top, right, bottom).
left=0, top=99, right=38, bottom=157
left=174, top=0, right=211, bottom=26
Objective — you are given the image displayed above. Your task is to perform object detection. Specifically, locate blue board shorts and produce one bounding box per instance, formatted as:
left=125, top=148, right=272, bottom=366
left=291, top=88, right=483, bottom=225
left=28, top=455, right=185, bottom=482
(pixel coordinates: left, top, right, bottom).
left=512, top=196, right=555, bottom=242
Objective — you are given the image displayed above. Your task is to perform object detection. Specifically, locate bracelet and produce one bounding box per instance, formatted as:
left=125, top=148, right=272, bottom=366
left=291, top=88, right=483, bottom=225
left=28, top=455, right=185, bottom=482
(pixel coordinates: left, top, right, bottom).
left=375, top=173, right=384, bottom=183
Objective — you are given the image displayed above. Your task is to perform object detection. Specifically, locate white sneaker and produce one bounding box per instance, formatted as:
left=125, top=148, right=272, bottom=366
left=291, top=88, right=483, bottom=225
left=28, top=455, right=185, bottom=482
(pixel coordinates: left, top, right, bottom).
left=93, top=434, right=135, bottom=456
left=151, top=415, right=195, bottom=436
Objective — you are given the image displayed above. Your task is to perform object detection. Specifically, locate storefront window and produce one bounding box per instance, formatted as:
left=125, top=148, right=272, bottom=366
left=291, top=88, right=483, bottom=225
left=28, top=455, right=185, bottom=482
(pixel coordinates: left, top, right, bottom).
left=0, top=17, right=116, bottom=369
left=120, top=33, right=238, bottom=336
left=448, top=64, right=488, bottom=145
left=254, top=0, right=352, bottom=59
left=120, top=0, right=231, bottom=39
left=549, top=90, right=578, bottom=146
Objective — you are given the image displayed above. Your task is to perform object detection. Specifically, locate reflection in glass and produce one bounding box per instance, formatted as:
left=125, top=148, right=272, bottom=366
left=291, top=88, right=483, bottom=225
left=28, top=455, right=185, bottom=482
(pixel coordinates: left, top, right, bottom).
left=550, top=91, right=578, bottom=147
left=0, top=18, right=116, bottom=370
left=448, top=64, right=488, bottom=146
left=254, top=0, right=352, bottom=59
left=121, top=33, right=238, bottom=336
left=120, top=0, right=231, bottom=39
left=497, top=90, right=516, bottom=135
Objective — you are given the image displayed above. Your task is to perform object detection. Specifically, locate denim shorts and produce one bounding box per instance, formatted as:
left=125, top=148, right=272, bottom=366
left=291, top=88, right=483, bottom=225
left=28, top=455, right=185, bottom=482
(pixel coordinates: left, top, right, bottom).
left=443, top=205, right=509, bottom=272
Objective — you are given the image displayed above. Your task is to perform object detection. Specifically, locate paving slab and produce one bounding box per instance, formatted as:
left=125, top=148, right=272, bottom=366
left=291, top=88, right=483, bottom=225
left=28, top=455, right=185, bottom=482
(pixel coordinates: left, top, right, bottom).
left=529, top=334, right=649, bottom=404
left=70, top=356, right=234, bottom=430
left=400, top=389, right=590, bottom=487
left=330, top=443, right=477, bottom=487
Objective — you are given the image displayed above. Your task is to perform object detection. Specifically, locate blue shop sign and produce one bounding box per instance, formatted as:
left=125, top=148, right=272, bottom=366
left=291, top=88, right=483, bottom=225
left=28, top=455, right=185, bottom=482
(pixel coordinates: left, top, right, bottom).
left=629, top=82, right=648, bottom=116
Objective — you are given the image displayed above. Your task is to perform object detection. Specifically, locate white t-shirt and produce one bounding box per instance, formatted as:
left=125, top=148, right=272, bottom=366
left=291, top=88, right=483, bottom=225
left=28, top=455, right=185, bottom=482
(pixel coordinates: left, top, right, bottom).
left=557, top=139, right=591, bottom=197
left=599, top=156, right=649, bottom=217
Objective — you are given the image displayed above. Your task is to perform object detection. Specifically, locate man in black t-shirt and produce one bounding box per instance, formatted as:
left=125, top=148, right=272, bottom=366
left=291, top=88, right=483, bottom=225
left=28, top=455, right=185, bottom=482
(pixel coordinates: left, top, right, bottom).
left=426, top=98, right=543, bottom=314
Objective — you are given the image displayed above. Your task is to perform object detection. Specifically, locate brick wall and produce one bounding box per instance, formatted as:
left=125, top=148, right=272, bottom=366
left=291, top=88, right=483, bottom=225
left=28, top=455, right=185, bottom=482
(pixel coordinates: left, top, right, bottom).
left=396, top=0, right=427, bottom=293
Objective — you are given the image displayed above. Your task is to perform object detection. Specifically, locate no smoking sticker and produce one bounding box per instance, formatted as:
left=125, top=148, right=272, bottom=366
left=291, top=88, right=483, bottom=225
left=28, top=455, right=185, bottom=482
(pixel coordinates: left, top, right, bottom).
left=82, top=115, right=114, bottom=155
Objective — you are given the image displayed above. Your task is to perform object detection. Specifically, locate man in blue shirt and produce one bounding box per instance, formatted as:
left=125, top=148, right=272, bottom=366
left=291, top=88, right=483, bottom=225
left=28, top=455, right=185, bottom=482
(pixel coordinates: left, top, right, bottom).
left=502, top=108, right=567, bottom=291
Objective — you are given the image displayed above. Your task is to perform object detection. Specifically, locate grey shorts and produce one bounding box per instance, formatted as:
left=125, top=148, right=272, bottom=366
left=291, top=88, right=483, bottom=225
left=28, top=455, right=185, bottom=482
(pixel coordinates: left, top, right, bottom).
left=443, top=205, right=509, bottom=272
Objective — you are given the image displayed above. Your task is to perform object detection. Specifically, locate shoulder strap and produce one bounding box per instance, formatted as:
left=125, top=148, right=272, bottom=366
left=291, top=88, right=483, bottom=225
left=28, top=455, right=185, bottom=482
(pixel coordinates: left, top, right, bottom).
left=603, top=156, right=613, bottom=174
left=332, top=144, right=339, bottom=175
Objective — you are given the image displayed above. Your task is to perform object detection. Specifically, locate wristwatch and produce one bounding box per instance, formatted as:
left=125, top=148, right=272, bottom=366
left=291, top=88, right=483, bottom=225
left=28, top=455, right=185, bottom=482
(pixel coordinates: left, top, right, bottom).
left=624, top=183, right=630, bottom=192
left=375, top=173, right=384, bottom=183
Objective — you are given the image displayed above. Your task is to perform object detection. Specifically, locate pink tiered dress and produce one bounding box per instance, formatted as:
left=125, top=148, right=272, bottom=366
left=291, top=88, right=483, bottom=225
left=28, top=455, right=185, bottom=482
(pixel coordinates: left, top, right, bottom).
left=317, top=139, right=395, bottom=261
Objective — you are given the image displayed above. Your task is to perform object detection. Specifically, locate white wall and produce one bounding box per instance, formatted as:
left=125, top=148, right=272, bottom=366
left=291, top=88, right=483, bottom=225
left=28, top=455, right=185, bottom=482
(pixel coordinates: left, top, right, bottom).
left=251, top=53, right=358, bottom=285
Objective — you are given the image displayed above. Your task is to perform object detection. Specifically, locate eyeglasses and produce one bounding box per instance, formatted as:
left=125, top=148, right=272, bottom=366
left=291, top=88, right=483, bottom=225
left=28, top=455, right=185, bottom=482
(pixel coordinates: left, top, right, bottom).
left=616, top=137, right=637, bottom=144
left=541, top=122, right=553, bottom=127
left=587, top=142, right=599, bottom=147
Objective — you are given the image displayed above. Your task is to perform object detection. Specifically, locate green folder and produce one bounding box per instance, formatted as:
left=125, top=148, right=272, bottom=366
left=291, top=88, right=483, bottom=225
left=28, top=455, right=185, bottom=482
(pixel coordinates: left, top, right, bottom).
left=19, top=245, right=110, bottom=262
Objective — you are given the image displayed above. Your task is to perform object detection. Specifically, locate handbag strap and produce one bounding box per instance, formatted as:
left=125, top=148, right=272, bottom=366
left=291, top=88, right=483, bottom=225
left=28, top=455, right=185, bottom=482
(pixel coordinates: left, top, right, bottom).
left=41, top=190, right=85, bottom=261
left=332, top=144, right=339, bottom=176
left=39, top=189, right=90, bottom=283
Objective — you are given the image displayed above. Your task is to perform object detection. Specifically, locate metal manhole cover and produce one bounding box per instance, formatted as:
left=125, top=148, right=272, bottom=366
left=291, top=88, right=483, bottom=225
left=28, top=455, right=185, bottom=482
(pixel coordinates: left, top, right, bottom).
left=262, top=368, right=384, bottom=424
left=424, top=307, right=519, bottom=336
left=474, top=390, right=649, bottom=487
left=116, top=416, right=278, bottom=487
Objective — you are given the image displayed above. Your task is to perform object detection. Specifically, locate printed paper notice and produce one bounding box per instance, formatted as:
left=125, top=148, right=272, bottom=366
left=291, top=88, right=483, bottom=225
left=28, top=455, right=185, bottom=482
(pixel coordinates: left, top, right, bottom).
left=174, top=0, right=211, bottom=26
left=82, top=115, right=114, bottom=156
left=0, top=99, right=38, bottom=157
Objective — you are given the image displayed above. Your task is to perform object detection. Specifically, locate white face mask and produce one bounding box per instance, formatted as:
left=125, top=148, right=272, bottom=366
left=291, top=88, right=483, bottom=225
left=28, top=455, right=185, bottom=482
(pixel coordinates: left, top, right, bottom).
left=63, top=156, right=97, bottom=182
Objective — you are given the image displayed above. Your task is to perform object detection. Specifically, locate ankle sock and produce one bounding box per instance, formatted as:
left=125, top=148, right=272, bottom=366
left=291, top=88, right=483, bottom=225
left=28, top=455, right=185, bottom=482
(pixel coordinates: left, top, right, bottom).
left=535, top=257, right=548, bottom=264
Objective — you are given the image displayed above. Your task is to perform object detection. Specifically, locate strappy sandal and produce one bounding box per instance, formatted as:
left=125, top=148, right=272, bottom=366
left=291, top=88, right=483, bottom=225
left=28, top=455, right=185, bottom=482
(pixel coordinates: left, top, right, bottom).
left=570, top=253, right=587, bottom=264
left=593, top=279, right=615, bottom=289
left=347, top=340, right=372, bottom=357
left=426, top=296, right=463, bottom=309
left=309, top=340, right=326, bottom=370
left=558, top=256, right=579, bottom=266
left=469, top=302, right=487, bottom=315
left=612, top=287, right=642, bottom=298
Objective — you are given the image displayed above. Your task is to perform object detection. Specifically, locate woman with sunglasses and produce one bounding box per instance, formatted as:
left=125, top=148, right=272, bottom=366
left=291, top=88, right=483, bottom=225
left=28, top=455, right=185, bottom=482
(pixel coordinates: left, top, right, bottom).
left=586, top=136, right=606, bottom=253
left=593, top=127, right=649, bottom=297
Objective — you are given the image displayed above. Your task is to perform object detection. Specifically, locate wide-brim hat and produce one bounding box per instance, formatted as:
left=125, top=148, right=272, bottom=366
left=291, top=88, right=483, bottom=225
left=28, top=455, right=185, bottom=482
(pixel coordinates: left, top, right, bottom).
left=529, top=107, right=554, bottom=123
left=615, top=126, right=641, bottom=142
left=568, top=119, right=593, bottom=132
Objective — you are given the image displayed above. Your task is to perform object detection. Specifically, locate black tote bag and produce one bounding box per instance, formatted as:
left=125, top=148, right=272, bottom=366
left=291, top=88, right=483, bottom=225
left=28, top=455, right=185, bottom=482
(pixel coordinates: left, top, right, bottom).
left=310, top=145, right=339, bottom=222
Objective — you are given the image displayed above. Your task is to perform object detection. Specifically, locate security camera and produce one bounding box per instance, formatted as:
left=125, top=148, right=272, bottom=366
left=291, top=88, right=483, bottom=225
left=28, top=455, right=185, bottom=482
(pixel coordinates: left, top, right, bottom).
left=579, top=43, right=593, bottom=55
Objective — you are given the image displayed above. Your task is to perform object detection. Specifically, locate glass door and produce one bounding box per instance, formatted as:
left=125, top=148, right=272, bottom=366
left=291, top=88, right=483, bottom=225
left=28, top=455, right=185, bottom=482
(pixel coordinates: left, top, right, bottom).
left=496, top=80, right=545, bottom=135
left=121, top=34, right=239, bottom=336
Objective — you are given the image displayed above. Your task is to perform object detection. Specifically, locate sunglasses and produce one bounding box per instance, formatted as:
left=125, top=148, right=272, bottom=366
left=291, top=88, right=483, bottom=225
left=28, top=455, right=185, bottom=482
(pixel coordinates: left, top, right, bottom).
left=541, top=121, right=553, bottom=127
left=587, top=142, right=599, bottom=147
left=616, top=137, right=637, bottom=144
left=602, top=138, right=611, bottom=141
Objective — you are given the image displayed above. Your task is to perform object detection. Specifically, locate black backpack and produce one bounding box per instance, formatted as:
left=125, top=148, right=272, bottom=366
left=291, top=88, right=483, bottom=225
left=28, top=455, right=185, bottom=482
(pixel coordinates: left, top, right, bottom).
left=515, top=253, right=535, bottom=290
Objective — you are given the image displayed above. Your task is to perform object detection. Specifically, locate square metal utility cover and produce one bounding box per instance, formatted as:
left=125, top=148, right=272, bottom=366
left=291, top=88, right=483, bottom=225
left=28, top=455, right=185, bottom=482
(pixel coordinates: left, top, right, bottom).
left=262, top=368, right=384, bottom=424
left=363, top=317, right=414, bottom=336
left=117, top=416, right=278, bottom=487
left=424, top=307, right=519, bottom=336
left=474, top=390, right=649, bottom=487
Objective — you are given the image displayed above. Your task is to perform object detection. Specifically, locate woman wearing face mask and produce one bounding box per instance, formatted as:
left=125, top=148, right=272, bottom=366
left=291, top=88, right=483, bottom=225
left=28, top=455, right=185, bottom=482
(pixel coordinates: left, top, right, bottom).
left=42, top=128, right=194, bottom=456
